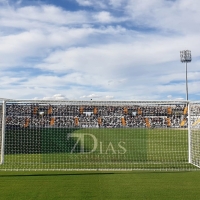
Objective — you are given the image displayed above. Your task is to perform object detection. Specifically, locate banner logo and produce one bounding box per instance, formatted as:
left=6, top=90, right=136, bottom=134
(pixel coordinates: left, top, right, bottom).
left=69, top=133, right=126, bottom=154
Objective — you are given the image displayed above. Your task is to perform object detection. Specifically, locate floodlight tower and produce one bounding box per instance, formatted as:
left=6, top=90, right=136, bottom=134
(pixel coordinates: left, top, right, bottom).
left=180, top=50, right=192, bottom=101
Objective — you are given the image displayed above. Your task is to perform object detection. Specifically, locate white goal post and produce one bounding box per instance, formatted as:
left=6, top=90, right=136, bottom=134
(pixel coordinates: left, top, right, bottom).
left=0, top=99, right=199, bottom=171
left=0, top=100, right=6, bottom=165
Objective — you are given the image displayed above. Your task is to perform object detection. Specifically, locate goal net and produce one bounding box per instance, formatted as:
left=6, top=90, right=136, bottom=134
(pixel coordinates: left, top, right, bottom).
left=0, top=99, right=199, bottom=171
left=189, top=102, right=200, bottom=168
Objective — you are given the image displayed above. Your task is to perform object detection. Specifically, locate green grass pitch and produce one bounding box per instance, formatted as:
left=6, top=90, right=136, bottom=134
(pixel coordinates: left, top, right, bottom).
left=0, top=127, right=200, bottom=199
left=1, top=171, right=200, bottom=200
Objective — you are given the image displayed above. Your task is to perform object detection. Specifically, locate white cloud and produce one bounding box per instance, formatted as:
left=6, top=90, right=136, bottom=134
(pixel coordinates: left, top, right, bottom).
left=76, top=0, right=93, bottom=6
left=75, top=0, right=200, bottom=35
left=75, top=0, right=127, bottom=9
left=0, top=0, right=8, bottom=5
left=93, top=11, right=114, bottom=23
left=105, top=95, right=114, bottom=99
left=108, top=0, right=126, bottom=8
left=0, top=1, right=200, bottom=101
left=76, top=0, right=107, bottom=8
left=42, top=94, right=68, bottom=100
left=80, top=94, right=116, bottom=100
left=81, top=94, right=102, bottom=99
left=0, top=4, right=127, bottom=69
left=125, top=0, right=200, bottom=34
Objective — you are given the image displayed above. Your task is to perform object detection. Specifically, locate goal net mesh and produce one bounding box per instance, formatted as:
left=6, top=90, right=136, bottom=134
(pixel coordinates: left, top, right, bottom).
left=0, top=100, right=199, bottom=171
left=189, top=102, right=200, bottom=168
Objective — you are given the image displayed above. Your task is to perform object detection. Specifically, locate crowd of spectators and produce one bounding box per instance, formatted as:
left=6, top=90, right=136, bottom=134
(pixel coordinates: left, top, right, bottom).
left=4, top=103, right=188, bottom=129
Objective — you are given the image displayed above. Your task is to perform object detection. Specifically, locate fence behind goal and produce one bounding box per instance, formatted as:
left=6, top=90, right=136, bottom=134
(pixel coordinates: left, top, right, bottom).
left=0, top=99, right=200, bottom=171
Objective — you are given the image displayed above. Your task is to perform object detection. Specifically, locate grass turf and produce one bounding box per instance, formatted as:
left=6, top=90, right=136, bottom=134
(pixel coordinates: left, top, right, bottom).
left=0, top=171, right=200, bottom=200
left=1, top=127, right=200, bottom=199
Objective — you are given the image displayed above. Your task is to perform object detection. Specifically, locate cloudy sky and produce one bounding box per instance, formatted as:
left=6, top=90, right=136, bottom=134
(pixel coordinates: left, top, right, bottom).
left=0, top=0, right=200, bottom=101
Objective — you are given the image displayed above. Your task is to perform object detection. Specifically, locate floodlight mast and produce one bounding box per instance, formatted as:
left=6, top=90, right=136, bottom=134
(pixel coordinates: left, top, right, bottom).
left=180, top=50, right=192, bottom=101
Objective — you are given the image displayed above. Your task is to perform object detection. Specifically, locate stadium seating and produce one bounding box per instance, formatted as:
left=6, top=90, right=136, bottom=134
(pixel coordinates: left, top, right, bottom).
left=5, top=104, right=187, bottom=129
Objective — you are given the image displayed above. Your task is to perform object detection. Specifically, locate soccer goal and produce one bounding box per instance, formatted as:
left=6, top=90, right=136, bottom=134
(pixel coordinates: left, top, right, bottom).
left=0, top=99, right=199, bottom=171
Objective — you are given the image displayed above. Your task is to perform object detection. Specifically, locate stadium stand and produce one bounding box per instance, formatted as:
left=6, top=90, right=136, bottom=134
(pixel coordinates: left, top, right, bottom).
left=5, top=104, right=188, bottom=129
left=166, top=118, right=171, bottom=127
left=24, top=118, right=30, bottom=128
left=192, top=118, right=200, bottom=126
left=50, top=117, right=55, bottom=126
left=183, top=106, right=188, bottom=115
left=121, top=117, right=126, bottom=126
left=180, top=118, right=187, bottom=127
left=145, top=118, right=151, bottom=128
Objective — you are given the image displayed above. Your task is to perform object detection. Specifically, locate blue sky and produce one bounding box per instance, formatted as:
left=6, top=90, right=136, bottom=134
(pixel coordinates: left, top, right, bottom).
left=0, top=0, right=200, bottom=101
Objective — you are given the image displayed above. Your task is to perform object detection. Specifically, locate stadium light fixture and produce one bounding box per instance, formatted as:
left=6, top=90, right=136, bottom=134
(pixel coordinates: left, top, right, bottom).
left=180, top=50, right=192, bottom=101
